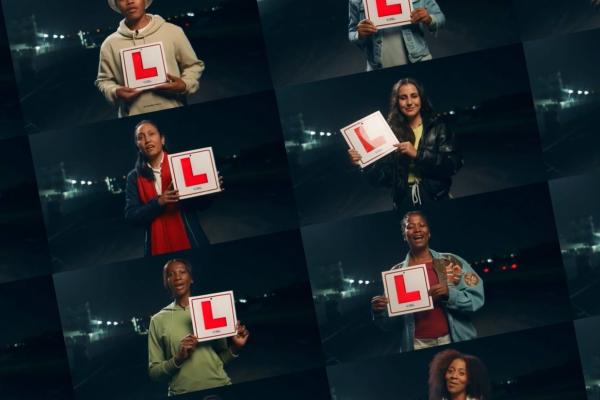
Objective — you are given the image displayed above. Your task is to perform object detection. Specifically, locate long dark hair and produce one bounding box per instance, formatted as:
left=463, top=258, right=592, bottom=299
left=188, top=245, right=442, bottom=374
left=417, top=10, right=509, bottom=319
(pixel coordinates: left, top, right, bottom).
left=134, top=119, right=167, bottom=180
left=428, top=349, right=491, bottom=400
left=387, top=78, right=436, bottom=145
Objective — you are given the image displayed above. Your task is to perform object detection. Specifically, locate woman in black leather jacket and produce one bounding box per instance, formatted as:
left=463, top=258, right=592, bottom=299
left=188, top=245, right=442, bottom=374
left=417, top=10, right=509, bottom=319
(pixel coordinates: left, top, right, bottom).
left=349, top=78, right=462, bottom=210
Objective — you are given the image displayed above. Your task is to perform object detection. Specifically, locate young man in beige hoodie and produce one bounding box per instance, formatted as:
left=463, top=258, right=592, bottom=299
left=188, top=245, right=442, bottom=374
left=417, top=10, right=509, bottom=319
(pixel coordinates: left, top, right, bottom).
left=96, top=0, right=205, bottom=117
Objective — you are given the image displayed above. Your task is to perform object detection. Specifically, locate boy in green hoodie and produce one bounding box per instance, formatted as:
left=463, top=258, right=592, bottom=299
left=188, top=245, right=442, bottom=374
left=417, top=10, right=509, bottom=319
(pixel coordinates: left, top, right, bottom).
left=96, top=0, right=205, bottom=117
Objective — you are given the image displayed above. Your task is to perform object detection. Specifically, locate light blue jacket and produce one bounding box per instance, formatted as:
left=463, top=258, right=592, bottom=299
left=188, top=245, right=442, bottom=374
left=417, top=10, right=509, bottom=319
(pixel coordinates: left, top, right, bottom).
left=348, top=0, right=445, bottom=68
left=374, top=249, right=484, bottom=352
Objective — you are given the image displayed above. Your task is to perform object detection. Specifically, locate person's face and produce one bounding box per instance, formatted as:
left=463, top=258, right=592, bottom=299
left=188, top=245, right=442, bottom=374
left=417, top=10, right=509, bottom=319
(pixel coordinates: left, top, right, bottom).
left=135, top=123, right=164, bottom=159
left=397, top=83, right=422, bottom=119
left=403, top=214, right=430, bottom=250
left=445, top=358, right=468, bottom=396
left=165, top=261, right=193, bottom=298
left=116, top=0, right=146, bottom=20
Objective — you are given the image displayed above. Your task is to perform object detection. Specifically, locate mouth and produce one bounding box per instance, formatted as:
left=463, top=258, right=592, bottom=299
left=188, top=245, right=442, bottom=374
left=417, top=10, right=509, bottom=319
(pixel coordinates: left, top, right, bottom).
left=173, top=283, right=186, bottom=292
left=412, top=234, right=425, bottom=241
left=145, top=145, right=155, bottom=152
left=126, top=7, right=138, bottom=14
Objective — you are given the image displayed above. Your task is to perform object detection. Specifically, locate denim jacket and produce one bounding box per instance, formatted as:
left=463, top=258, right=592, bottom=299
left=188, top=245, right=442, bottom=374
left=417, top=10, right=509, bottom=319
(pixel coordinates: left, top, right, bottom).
left=348, top=0, right=445, bottom=68
left=374, top=249, right=484, bottom=352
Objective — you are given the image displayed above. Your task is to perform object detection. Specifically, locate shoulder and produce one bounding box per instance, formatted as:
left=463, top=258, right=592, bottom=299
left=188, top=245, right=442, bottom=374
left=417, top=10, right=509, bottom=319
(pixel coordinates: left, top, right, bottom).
left=126, top=169, right=138, bottom=183
left=100, top=31, right=121, bottom=50
left=433, top=251, right=469, bottom=266
left=160, top=20, right=187, bottom=36
left=150, top=304, right=175, bottom=324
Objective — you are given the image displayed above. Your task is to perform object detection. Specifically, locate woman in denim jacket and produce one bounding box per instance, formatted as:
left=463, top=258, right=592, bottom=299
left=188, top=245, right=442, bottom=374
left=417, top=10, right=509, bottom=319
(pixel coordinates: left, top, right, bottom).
left=348, top=0, right=445, bottom=70
left=371, top=211, right=484, bottom=352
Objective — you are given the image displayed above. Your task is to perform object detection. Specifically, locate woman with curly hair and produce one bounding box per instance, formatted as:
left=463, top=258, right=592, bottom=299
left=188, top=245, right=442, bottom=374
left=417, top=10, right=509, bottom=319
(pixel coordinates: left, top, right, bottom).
left=349, top=78, right=462, bottom=211
left=428, top=349, right=490, bottom=400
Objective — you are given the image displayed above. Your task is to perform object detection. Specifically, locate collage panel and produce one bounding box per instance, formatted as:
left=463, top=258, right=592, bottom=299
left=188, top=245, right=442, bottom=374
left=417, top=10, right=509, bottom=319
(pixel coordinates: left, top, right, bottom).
left=302, top=183, right=572, bottom=365
left=0, top=4, right=24, bottom=139
left=176, top=368, right=332, bottom=400
left=278, top=44, right=545, bottom=226
left=0, top=276, right=74, bottom=399
left=1, top=0, right=272, bottom=133
left=524, top=27, right=600, bottom=178
left=327, top=322, right=587, bottom=399
left=52, top=230, right=325, bottom=399
left=29, top=91, right=298, bottom=272
left=513, top=0, right=600, bottom=41
left=575, top=316, right=600, bottom=400
left=0, top=135, right=52, bottom=284
left=258, top=0, right=521, bottom=88
left=549, top=172, right=600, bottom=319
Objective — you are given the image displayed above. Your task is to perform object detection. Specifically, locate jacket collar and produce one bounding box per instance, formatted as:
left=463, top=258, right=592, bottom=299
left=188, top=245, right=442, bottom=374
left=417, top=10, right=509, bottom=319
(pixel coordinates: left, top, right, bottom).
left=400, top=248, right=442, bottom=267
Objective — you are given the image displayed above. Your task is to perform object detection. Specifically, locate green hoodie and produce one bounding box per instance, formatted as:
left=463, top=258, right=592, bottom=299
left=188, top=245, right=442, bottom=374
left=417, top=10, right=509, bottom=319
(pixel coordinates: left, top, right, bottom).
left=148, top=302, right=234, bottom=396
left=95, top=14, right=205, bottom=118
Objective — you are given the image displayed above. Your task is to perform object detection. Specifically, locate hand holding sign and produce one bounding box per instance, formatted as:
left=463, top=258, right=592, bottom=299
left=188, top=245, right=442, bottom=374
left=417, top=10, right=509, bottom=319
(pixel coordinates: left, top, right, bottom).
left=190, top=291, right=238, bottom=342
left=231, top=321, right=250, bottom=351
left=175, top=333, right=199, bottom=365
left=410, top=7, right=433, bottom=25
left=382, top=264, right=434, bottom=317
left=116, top=86, right=142, bottom=102
left=168, top=147, right=222, bottom=199
left=357, top=19, right=378, bottom=39
left=363, top=0, right=413, bottom=29
left=153, top=73, right=187, bottom=95
left=158, top=182, right=179, bottom=206
left=120, top=41, right=168, bottom=90
left=341, top=111, right=399, bottom=168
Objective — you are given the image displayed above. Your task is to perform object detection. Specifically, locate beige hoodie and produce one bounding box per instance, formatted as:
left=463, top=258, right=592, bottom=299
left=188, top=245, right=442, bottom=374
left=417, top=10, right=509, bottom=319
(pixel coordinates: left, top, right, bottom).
left=95, top=14, right=205, bottom=117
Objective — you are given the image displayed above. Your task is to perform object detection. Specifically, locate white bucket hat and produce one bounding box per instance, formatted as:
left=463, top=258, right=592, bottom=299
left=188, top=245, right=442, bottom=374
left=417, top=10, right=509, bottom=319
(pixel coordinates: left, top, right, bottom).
left=108, top=0, right=153, bottom=13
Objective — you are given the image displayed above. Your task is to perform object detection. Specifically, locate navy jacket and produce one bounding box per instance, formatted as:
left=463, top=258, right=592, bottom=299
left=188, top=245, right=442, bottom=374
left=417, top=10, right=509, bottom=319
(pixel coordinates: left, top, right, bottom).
left=124, top=169, right=210, bottom=256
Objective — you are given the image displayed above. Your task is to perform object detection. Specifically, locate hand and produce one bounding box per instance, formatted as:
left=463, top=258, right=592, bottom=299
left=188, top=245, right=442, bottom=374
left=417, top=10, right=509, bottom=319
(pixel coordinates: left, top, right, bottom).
left=371, top=295, right=389, bottom=312
left=154, top=73, right=187, bottom=94
left=411, top=8, right=432, bottom=25
left=175, top=334, right=198, bottom=365
left=218, top=173, right=225, bottom=191
left=357, top=19, right=377, bottom=39
left=230, top=321, right=249, bottom=351
left=348, top=149, right=362, bottom=166
left=115, top=86, right=142, bottom=102
left=158, top=183, right=180, bottom=206
left=429, top=283, right=449, bottom=301
left=395, top=142, right=417, bottom=158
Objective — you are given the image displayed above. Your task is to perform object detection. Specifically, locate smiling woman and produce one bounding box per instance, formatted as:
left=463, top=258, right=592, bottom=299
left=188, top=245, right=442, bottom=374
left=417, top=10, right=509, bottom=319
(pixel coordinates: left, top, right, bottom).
left=371, top=211, right=484, bottom=352
left=124, top=120, right=212, bottom=256
left=428, top=349, right=490, bottom=400
left=348, top=78, right=462, bottom=212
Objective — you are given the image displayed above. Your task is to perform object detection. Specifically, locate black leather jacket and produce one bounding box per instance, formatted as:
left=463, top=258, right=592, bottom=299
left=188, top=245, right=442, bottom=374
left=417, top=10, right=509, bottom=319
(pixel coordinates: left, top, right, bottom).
left=366, top=117, right=462, bottom=206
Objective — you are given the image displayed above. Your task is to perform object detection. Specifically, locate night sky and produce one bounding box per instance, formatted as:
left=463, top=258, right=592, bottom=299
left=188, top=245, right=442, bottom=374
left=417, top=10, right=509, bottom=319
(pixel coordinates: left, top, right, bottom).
left=301, top=183, right=560, bottom=276
left=514, top=0, right=600, bottom=41
left=29, top=90, right=284, bottom=182
left=575, top=316, right=600, bottom=383
left=277, top=44, right=533, bottom=131
left=549, top=171, right=600, bottom=232
left=327, top=322, right=585, bottom=399
left=525, top=28, right=600, bottom=92
left=0, top=276, right=64, bottom=346
left=1, top=0, right=226, bottom=34
left=53, top=230, right=309, bottom=321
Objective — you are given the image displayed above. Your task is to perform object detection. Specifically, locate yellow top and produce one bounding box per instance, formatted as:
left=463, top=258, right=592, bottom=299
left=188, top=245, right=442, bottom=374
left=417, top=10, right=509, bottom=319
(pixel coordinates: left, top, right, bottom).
left=408, top=124, right=423, bottom=184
